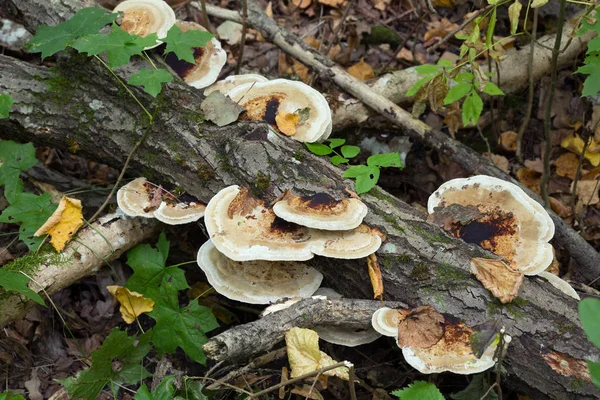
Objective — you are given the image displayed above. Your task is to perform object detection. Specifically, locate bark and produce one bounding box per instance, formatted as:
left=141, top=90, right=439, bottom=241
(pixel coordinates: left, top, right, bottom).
left=0, top=2, right=598, bottom=399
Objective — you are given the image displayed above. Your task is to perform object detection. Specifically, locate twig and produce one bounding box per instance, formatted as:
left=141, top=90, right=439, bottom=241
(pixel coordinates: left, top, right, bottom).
left=236, top=0, right=248, bottom=74
left=249, top=361, right=350, bottom=398
left=427, top=4, right=494, bottom=54
left=380, top=13, right=427, bottom=72
left=516, top=8, right=538, bottom=164
left=322, top=0, right=356, bottom=57
left=480, top=382, right=498, bottom=400
left=199, top=0, right=214, bottom=33
left=348, top=365, right=358, bottom=400
left=540, top=0, right=567, bottom=207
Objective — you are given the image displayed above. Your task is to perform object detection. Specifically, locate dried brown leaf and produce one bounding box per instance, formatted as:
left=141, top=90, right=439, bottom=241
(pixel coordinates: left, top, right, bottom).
left=397, top=305, right=444, bottom=349
left=367, top=253, right=384, bottom=300
left=470, top=257, right=524, bottom=303
left=500, top=130, right=518, bottom=152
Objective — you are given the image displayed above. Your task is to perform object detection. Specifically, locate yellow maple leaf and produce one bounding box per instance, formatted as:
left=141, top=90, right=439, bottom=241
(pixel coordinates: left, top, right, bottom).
left=560, top=134, right=600, bottom=167
left=107, top=286, right=155, bottom=324
left=275, top=111, right=301, bottom=136
left=285, top=327, right=349, bottom=380
left=34, top=196, right=84, bottom=252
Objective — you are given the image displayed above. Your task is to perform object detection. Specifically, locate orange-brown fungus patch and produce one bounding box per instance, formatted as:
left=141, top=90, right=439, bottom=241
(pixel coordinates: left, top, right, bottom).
left=397, top=305, right=445, bottom=349
left=121, top=9, right=151, bottom=36
left=241, top=94, right=286, bottom=125
left=542, top=351, right=591, bottom=382
left=227, top=187, right=263, bottom=219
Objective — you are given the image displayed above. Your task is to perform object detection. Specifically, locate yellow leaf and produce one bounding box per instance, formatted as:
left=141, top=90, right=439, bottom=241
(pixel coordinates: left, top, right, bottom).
left=347, top=59, right=375, bottom=81
left=34, top=196, right=84, bottom=252
left=367, top=253, right=384, bottom=300
left=508, top=0, right=522, bottom=35
left=275, top=111, right=301, bottom=136
left=531, top=0, right=548, bottom=8
left=107, top=286, right=155, bottom=324
left=560, top=134, right=600, bottom=167
left=285, top=327, right=349, bottom=380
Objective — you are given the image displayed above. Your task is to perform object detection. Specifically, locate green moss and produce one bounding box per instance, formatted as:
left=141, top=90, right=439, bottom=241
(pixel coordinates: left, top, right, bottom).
left=413, top=225, right=452, bottom=244
left=434, top=262, right=471, bottom=289
left=252, top=172, right=271, bottom=197
left=487, top=296, right=529, bottom=319
left=553, top=321, right=575, bottom=335
left=182, top=109, right=205, bottom=126
left=293, top=147, right=305, bottom=161
left=570, top=379, right=587, bottom=391
left=410, top=262, right=432, bottom=281
left=370, top=206, right=405, bottom=234
left=216, top=153, right=235, bottom=174
left=369, top=187, right=396, bottom=204
left=34, top=70, right=76, bottom=107
left=173, top=187, right=185, bottom=196
left=379, top=254, right=411, bottom=271
left=196, top=162, right=215, bottom=181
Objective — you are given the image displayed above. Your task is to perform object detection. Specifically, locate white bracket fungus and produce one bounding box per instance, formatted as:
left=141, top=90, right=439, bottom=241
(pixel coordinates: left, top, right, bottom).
left=113, top=0, right=176, bottom=49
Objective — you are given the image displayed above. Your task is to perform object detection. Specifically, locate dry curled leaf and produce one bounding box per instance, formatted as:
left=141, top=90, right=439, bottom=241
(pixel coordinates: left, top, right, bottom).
left=517, top=167, right=541, bottom=194
left=561, top=134, right=600, bottom=167
left=200, top=91, right=246, bottom=127
left=397, top=305, right=444, bottom=349
left=275, top=111, right=301, bottom=136
left=107, top=285, right=155, bottom=324
left=572, top=180, right=600, bottom=206
left=500, top=130, right=518, bottom=152
left=347, top=59, right=375, bottom=81
left=484, top=153, right=509, bottom=174
left=470, top=257, right=524, bottom=303
left=555, top=152, right=581, bottom=180
left=367, top=253, right=384, bottom=300
left=424, top=18, right=459, bottom=41
left=34, top=196, right=84, bottom=252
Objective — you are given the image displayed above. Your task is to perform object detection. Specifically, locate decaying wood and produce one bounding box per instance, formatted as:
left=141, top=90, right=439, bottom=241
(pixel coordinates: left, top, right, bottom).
left=0, top=214, right=159, bottom=327
left=203, top=298, right=407, bottom=362
left=0, top=1, right=599, bottom=398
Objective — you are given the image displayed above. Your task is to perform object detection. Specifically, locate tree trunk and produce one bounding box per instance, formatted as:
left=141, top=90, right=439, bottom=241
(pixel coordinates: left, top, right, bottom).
left=0, top=2, right=599, bottom=399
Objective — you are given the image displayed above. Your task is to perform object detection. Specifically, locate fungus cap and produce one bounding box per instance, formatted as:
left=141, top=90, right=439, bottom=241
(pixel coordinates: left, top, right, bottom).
left=113, top=0, right=175, bottom=48
left=427, top=175, right=554, bottom=275
left=204, top=185, right=314, bottom=261
left=116, top=177, right=156, bottom=218
left=197, top=240, right=322, bottom=304
left=154, top=200, right=205, bottom=225
left=273, top=191, right=368, bottom=231
left=309, top=224, right=383, bottom=259
left=537, top=271, right=580, bottom=300
left=314, top=326, right=381, bottom=347
left=371, top=307, right=403, bottom=337
left=204, top=74, right=269, bottom=96
left=165, top=21, right=226, bottom=89
left=226, top=79, right=332, bottom=142
left=313, top=287, right=343, bottom=299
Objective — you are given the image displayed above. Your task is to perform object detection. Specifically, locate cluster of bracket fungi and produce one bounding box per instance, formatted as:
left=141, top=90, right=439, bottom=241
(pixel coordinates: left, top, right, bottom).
left=113, top=0, right=579, bottom=377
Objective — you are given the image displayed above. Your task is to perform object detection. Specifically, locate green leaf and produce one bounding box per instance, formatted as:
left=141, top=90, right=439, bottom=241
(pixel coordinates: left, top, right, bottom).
left=0, top=94, right=14, bottom=119
left=0, top=393, right=26, bottom=400
left=392, top=381, right=445, bottom=400
left=576, top=56, right=600, bottom=97
left=127, top=68, right=173, bottom=97
left=0, top=269, right=44, bottom=305
left=579, top=297, right=600, bottom=348
left=508, top=0, right=522, bottom=35
left=0, top=192, right=57, bottom=250
left=73, top=26, right=158, bottom=68
left=588, top=361, right=600, bottom=388
left=126, top=232, right=188, bottom=300
left=342, top=165, right=372, bottom=178
left=455, top=72, right=474, bottom=83
left=305, top=142, right=333, bottom=156
left=175, top=380, right=210, bottom=400
left=437, top=59, right=453, bottom=68
left=462, top=92, right=483, bottom=126
left=27, top=7, right=117, bottom=59
left=482, top=82, right=504, bottom=96
left=341, top=145, right=360, bottom=159
left=59, top=328, right=152, bottom=400
left=163, top=24, right=215, bottom=64
left=414, top=64, right=440, bottom=75
left=0, top=140, right=38, bottom=202
left=149, top=282, right=219, bottom=365
left=342, top=165, right=380, bottom=194
left=330, top=155, right=349, bottom=166
left=406, top=76, right=434, bottom=97
left=485, top=7, right=497, bottom=49
left=135, top=376, right=176, bottom=400
left=444, top=83, right=473, bottom=105
left=451, top=373, right=498, bottom=399
left=327, top=138, right=346, bottom=148
left=367, top=152, right=403, bottom=168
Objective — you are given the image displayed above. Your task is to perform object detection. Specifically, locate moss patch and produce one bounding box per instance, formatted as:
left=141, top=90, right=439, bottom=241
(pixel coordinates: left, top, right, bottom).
left=252, top=172, right=271, bottom=197
left=487, top=296, right=529, bottom=319
left=434, top=262, right=471, bottom=289
left=410, top=262, right=432, bottom=281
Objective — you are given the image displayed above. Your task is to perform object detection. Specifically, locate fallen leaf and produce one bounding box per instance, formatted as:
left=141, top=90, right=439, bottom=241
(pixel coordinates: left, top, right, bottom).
left=291, top=385, right=324, bottom=400
left=397, top=305, right=444, bottom=349
left=500, top=130, right=518, bottom=151
left=516, top=167, right=541, bottom=193
left=430, top=0, right=455, bottom=7
left=484, top=153, right=509, bottom=173
left=200, top=91, right=246, bottom=127
left=572, top=180, right=600, bottom=206
left=275, top=111, right=301, bottom=136
left=550, top=197, right=572, bottom=219
left=318, top=0, right=345, bottom=7
left=373, top=0, right=391, bottom=11
left=292, top=0, right=312, bottom=8
left=524, top=158, right=544, bottom=173
left=555, top=152, right=582, bottom=180
left=107, top=285, right=155, bottom=324
left=216, top=21, right=243, bottom=45
left=470, top=257, right=524, bottom=303
left=367, top=253, right=384, bottom=300
left=424, top=18, right=459, bottom=42
left=285, top=327, right=349, bottom=380
left=561, top=134, right=600, bottom=167
left=347, top=59, right=375, bottom=81
left=444, top=102, right=462, bottom=138
left=34, top=196, right=84, bottom=252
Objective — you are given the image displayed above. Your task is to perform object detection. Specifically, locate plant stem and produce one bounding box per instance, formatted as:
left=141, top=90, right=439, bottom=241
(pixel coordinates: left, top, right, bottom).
left=516, top=8, right=538, bottom=163
left=236, top=0, right=248, bottom=74
left=540, top=0, right=567, bottom=207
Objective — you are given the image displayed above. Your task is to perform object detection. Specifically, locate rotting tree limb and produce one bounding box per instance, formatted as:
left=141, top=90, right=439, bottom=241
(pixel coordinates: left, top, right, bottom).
left=0, top=3, right=598, bottom=398
left=200, top=1, right=600, bottom=286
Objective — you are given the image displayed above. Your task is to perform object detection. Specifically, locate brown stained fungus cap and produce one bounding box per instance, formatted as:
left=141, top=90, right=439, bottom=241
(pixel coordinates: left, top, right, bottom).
left=273, top=191, right=368, bottom=231
left=428, top=175, right=555, bottom=275
left=164, top=21, right=226, bottom=89
left=197, top=240, right=322, bottom=304
left=116, top=177, right=157, bottom=218
left=113, top=0, right=175, bottom=48
left=204, top=74, right=269, bottom=96
left=226, top=79, right=332, bottom=142
left=154, top=200, right=205, bottom=225
left=309, top=224, right=383, bottom=259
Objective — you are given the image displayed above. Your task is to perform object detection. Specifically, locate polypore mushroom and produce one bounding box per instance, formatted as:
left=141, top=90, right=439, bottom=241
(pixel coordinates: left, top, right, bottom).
left=428, top=175, right=555, bottom=275
left=273, top=191, right=368, bottom=231
left=226, top=79, right=332, bottom=142
left=204, top=74, right=269, bottom=96
left=537, top=271, right=580, bottom=300
left=197, top=240, right=322, bottom=304
left=164, top=21, right=226, bottom=89
left=116, top=177, right=157, bottom=218
left=310, top=225, right=383, bottom=259
left=154, top=199, right=205, bottom=225
left=113, top=0, right=176, bottom=48
left=371, top=307, right=403, bottom=337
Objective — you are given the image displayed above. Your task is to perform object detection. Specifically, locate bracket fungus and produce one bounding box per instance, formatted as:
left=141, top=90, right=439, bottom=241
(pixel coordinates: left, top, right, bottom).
left=537, top=271, right=580, bottom=300
left=203, top=74, right=269, bottom=96
left=154, top=200, right=205, bottom=225
left=116, top=177, right=156, bottom=218
left=113, top=0, right=176, bottom=48
left=164, top=21, right=226, bottom=89
left=197, top=240, right=322, bottom=304
left=226, top=79, right=332, bottom=142
left=273, top=191, right=368, bottom=231
left=428, top=175, right=555, bottom=275
left=204, top=185, right=383, bottom=262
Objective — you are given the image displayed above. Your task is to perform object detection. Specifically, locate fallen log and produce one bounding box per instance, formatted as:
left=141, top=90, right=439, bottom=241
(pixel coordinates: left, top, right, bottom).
left=0, top=2, right=598, bottom=398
